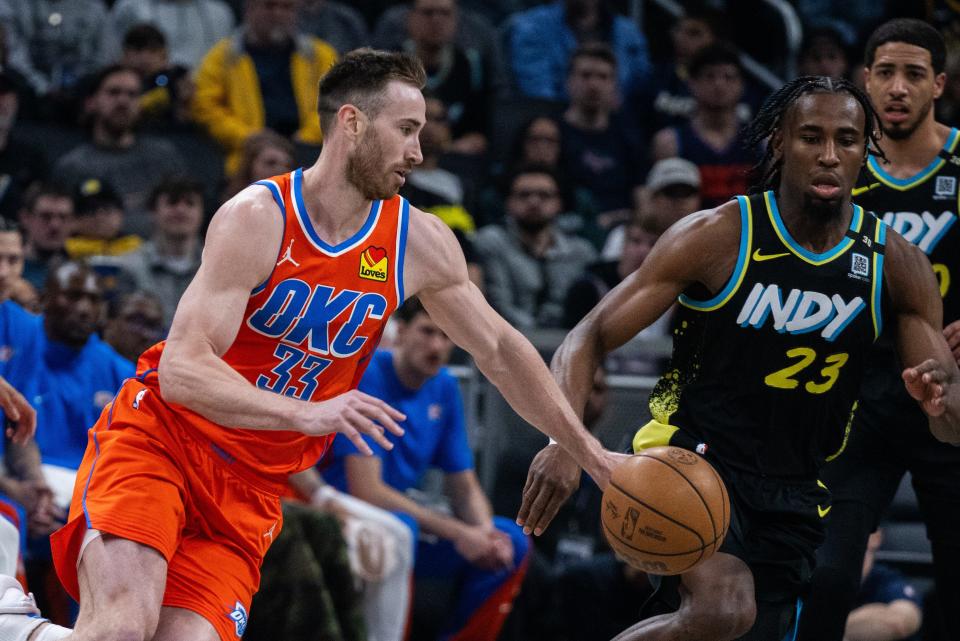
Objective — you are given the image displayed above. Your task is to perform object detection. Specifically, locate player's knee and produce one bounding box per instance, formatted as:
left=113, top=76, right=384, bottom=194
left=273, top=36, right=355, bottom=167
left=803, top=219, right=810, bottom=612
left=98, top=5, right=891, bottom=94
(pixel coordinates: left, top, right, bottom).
left=682, top=576, right=756, bottom=640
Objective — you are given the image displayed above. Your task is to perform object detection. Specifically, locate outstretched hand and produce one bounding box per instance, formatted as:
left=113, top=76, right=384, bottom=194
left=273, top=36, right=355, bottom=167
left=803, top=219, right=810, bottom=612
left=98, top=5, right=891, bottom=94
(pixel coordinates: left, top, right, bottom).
left=903, top=359, right=949, bottom=417
left=304, top=390, right=406, bottom=454
left=0, top=376, right=35, bottom=444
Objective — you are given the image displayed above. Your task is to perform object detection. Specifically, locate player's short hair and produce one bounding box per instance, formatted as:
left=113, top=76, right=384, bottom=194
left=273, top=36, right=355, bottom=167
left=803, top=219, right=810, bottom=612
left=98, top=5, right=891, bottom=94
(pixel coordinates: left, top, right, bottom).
left=395, top=297, right=428, bottom=323
left=23, top=181, right=74, bottom=213
left=123, top=23, right=166, bottom=51
left=567, top=42, right=618, bottom=77
left=865, top=18, right=945, bottom=74
left=688, top=41, right=743, bottom=79
left=147, top=176, right=205, bottom=210
left=317, top=48, right=426, bottom=135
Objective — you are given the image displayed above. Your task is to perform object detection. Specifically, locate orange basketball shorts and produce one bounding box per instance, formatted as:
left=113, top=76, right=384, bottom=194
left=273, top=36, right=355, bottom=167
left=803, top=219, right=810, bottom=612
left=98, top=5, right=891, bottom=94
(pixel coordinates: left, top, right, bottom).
left=50, top=377, right=286, bottom=641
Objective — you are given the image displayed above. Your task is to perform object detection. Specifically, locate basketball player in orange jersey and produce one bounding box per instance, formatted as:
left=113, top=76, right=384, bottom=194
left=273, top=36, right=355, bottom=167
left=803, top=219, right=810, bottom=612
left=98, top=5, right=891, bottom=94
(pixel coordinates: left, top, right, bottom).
left=517, top=76, right=960, bottom=640
left=0, top=50, right=624, bottom=641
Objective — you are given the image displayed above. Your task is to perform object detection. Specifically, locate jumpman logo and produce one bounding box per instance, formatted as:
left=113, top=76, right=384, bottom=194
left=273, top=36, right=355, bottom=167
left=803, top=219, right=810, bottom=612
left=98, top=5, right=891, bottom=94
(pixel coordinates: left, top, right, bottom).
left=263, top=522, right=277, bottom=542
left=276, top=239, right=300, bottom=267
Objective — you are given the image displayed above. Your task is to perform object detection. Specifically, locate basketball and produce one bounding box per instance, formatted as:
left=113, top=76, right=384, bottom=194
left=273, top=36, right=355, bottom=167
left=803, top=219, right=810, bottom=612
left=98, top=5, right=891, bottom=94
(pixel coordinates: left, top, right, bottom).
left=601, top=446, right=730, bottom=575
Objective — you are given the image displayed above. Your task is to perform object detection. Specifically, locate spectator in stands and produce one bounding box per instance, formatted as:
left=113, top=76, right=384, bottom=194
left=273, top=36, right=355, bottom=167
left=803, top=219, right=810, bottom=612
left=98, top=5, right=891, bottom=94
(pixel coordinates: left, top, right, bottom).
left=0, top=305, right=60, bottom=540
left=651, top=42, right=756, bottom=208
left=562, top=214, right=657, bottom=328
left=509, top=0, right=650, bottom=102
left=247, top=501, right=367, bottom=641
left=120, top=24, right=194, bottom=127
left=191, top=0, right=337, bottom=175
left=844, top=530, right=923, bottom=641
left=54, top=64, right=184, bottom=238
left=0, top=0, right=109, bottom=102
left=797, top=25, right=851, bottom=80
left=0, top=220, right=34, bottom=311
left=374, top=0, right=506, bottom=103
left=299, top=0, right=370, bottom=56
left=65, top=178, right=142, bottom=261
left=102, top=291, right=164, bottom=363
left=633, top=156, right=702, bottom=237
left=559, top=43, right=646, bottom=245
left=26, top=262, right=133, bottom=477
left=324, top=298, right=531, bottom=641
left=396, top=0, right=494, bottom=155
left=0, top=69, right=46, bottom=222
left=18, top=182, right=74, bottom=291
left=116, top=177, right=205, bottom=327
left=792, top=0, right=885, bottom=49
left=221, top=129, right=297, bottom=202
left=288, top=467, right=415, bottom=641
left=632, top=6, right=721, bottom=132
left=104, top=0, right=236, bottom=70
left=474, top=165, right=596, bottom=329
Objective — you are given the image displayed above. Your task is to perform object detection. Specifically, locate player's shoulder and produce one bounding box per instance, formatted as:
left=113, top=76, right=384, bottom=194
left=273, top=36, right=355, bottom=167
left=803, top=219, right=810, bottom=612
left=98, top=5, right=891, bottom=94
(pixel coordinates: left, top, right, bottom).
left=208, top=183, right=285, bottom=238
left=663, top=198, right=742, bottom=247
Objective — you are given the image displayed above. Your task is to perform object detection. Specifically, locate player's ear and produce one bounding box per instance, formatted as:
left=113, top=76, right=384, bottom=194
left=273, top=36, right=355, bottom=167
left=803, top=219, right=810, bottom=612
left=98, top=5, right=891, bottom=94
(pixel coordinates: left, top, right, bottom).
left=338, top=104, right=365, bottom=140
left=770, top=128, right=784, bottom=162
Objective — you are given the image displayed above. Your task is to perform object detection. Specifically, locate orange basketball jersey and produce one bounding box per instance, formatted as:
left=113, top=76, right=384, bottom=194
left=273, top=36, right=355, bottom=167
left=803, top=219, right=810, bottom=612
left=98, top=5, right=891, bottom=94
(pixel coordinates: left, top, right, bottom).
left=138, top=168, right=409, bottom=478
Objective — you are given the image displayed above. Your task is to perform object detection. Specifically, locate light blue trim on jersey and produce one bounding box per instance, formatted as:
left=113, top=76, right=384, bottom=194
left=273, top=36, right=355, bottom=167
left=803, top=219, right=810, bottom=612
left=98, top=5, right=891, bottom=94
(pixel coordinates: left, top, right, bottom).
left=679, top=195, right=752, bottom=311
left=251, top=179, right=288, bottom=296
left=923, top=213, right=956, bottom=255
left=782, top=598, right=802, bottom=641
left=396, top=197, right=410, bottom=303
left=292, top=167, right=380, bottom=255
left=872, top=220, right=886, bottom=340
left=867, top=127, right=960, bottom=190
left=766, top=191, right=861, bottom=265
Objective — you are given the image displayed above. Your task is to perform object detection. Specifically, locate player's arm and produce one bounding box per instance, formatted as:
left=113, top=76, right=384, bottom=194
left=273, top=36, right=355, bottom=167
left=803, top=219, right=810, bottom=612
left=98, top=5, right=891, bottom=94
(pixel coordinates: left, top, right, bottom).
left=520, top=201, right=742, bottom=533
left=158, top=189, right=403, bottom=452
left=886, top=231, right=960, bottom=444
left=403, top=210, right=623, bottom=489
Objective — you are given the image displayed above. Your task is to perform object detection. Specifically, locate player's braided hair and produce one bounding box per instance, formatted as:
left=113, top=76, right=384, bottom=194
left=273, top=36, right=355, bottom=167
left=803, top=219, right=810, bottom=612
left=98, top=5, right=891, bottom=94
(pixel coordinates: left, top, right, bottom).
left=744, top=75, right=886, bottom=193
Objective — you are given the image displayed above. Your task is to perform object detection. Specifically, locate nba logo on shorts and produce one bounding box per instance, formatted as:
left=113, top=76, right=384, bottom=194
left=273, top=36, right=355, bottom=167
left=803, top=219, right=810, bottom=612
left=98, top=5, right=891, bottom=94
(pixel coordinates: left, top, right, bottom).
left=936, top=175, right=956, bottom=198
left=227, top=601, right=248, bottom=637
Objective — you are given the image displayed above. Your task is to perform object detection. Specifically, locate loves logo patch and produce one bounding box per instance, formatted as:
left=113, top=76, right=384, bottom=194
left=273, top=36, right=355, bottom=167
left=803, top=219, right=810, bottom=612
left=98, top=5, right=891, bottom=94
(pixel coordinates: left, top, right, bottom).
left=359, top=246, right=388, bottom=282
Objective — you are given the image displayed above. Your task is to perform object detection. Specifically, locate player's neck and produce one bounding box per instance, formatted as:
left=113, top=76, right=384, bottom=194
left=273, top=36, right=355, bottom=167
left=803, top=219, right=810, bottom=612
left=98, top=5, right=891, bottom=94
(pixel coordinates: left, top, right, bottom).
left=300, top=158, right=375, bottom=244
left=776, top=186, right=851, bottom=253
left=878, top=119, right=951, bottom=178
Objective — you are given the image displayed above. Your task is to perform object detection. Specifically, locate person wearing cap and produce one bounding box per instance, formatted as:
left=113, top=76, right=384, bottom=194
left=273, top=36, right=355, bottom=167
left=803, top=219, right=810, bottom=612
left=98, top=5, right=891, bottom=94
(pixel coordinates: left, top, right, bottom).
left=651, top=42, right=758, bottom=209
left=64, top=178, right=142, bottom=261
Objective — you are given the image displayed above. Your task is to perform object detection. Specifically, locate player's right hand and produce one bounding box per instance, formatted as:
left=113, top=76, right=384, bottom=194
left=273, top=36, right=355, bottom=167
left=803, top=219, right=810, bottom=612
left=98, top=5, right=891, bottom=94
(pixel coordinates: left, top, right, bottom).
left=516, top=443, right=581, bottom=536
left=0, top=376, right=36, bottom=444
left=303, top=390, right=405, bottom=455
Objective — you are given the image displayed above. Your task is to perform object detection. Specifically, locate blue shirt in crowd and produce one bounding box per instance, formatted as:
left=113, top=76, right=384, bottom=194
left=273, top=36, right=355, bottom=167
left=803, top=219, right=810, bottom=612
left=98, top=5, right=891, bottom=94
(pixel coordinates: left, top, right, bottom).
left=324, top=350, right=473, bottom=492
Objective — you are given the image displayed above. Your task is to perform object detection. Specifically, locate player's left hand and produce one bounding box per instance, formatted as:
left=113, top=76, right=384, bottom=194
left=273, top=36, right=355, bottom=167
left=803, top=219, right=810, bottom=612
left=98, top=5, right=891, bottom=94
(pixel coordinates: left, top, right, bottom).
left=0, top=376, right=36, bottom=444
left=944, top=320, right=960, bottom=365
left=903, top=359, right=949, bottom=416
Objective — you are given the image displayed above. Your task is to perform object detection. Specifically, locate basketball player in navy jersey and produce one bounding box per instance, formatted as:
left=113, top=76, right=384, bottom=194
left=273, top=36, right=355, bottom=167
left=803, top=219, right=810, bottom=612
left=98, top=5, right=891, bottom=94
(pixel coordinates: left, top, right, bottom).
left=799, top=19, right=960, bottom=641
left=517, top=76, right=960, bottom=640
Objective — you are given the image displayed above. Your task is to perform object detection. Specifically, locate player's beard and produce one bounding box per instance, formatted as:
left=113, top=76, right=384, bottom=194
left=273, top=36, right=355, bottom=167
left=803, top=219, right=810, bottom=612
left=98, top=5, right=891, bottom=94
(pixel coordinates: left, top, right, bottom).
left=882, top=98, right=933, bottom=141
left=346, top=128, right=395, bottom=200
left=802, top=192, right=844, bottom=221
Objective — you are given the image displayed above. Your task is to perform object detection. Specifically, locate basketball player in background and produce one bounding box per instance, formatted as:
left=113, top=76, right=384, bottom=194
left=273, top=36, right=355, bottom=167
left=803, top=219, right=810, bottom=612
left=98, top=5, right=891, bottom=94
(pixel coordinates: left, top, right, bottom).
left=517, top=76, right=960, bottom=640
left=0, top=49, right=623, bottom=641
left=799, top=19, right=960, bottom=641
